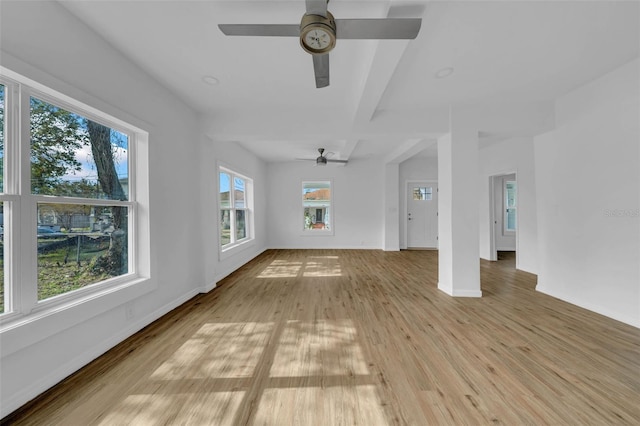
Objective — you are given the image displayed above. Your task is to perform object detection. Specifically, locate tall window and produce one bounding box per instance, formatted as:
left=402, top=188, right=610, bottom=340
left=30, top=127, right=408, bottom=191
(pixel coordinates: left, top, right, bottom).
left=31, top=97, right=130, bottom=302
left=302, top=181, right=332, bottom=232
left=0, top=70, right=145, bottom=318
left=1, top=83, right=5, bottom=314
left=219, top=168, right=252, bottom=250
left=504, top=180, right=517, bottom=233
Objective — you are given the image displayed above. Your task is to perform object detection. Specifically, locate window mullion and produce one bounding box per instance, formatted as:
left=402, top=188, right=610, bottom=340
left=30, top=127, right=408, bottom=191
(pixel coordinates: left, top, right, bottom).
left=18, top=87, right=38, bottom=313
left=229, top=176, right=236, bottom=244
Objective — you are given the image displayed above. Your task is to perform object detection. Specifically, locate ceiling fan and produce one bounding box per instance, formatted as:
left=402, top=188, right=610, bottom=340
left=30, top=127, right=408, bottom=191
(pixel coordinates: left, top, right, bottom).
left=218, top=0, right=422, bottom=88
left=298, top=148, right=348, bottom=166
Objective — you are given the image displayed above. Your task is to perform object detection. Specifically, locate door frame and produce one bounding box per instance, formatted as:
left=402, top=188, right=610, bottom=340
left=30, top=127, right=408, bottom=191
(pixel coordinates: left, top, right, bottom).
left=489, top=171, right=518, bottom=263
left=403, top=179, right=438, bottom=250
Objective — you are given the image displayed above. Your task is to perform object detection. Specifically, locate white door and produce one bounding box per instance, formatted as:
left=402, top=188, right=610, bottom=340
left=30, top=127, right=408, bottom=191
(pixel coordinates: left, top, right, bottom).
left=407, top=182, right=438, bottom=248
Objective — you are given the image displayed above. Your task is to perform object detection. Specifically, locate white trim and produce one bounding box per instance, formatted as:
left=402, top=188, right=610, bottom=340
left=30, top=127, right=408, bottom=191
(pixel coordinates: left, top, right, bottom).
left=438, top=283, right=482, bottom=298
left=403, top=179, right=438, bottom=250
left=0, top=287, right=199, bottom=418
left=217, top=166, right=255, bottom=258
left=0, top=66, right=152, bottom=349
left=301, top=179, right=334, bottom=236
left=488, top=171, right=518, bottom=263
left=536, top=282, right=640, bottom=329
left=0, top=276, right=154, bottom=358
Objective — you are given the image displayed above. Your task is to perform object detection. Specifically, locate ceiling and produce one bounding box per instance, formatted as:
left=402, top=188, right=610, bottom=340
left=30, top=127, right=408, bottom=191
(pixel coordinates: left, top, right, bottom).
left=59, top=0, right=639, bottom=163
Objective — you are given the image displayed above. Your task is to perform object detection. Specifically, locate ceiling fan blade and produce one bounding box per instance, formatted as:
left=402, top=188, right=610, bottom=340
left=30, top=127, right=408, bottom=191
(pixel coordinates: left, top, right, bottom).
left=335, top=18, right=422, bottom=39
left=218, top=24, right=300, bottom=37
left=326, top=159, right=349, bottom=163
left=312, top=54, right=330, bottom=88
left=305, top=0, right=328, bottom=17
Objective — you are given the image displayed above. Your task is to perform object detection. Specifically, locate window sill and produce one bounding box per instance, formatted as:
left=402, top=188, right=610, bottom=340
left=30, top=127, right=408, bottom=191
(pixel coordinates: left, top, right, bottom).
left=220, top=238, right=255, bottom=261
left=0, top=275, right=154, bottom=358
left=301, top=229, right=335, bottom=236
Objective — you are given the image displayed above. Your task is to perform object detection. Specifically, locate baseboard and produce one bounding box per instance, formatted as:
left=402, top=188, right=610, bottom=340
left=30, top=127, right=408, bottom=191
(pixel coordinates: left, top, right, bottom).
left=451, top=289, right=483, bottom=297
left=214, top=247, right=268, bottom=284
left=438, top=282, right=482, bottom=298
left=536, top=283, right=640, bottom=329
left=1, top=288, right=201, bottom=418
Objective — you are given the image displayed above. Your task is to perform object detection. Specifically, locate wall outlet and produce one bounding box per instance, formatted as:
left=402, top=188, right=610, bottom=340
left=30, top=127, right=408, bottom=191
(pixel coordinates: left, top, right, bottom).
left=125, top=302, right=134, bottom=320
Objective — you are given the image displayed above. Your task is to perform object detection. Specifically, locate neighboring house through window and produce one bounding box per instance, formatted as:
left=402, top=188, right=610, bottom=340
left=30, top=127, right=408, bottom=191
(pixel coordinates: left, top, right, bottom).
left=0, top=68, right=149, bottom=319
left=219, top=167, right=253, bottom=251
left=302, top=180, right=333, bottom=234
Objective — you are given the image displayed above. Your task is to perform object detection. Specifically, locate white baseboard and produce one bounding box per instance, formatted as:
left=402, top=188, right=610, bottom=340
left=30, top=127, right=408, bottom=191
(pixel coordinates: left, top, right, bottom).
left=438, top=282, right=482, bottom=298
left=536, top=283, right=640, bottom=329
left=1, top=289, right=200, bottom=418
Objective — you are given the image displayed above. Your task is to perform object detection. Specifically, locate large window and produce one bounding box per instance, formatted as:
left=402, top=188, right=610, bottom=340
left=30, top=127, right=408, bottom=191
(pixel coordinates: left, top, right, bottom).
left=219, top=168, right=253, bottom=250
left=0, top=70, right=145, bottom=319
left=1, top=84, right=5, bottom=314
left=302, top=181, right=332, bottom=233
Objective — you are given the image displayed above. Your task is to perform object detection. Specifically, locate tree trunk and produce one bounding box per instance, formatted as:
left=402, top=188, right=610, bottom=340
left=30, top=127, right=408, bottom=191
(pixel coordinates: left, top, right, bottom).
left=87, top=121, right=127, bottom=275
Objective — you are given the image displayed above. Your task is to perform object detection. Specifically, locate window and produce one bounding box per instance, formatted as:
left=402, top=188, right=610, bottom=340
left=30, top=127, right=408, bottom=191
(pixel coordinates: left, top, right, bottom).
left=504, top=180, right=517, bottom=233
left=413, top=187, right=432, bottom=201
left=1, top=83, right=5, bottom=314
left=303, top=181, right=332, bottom=232
left=0, top=69, right=147, bottom=319
left=219, top=168, right=253, bottom=250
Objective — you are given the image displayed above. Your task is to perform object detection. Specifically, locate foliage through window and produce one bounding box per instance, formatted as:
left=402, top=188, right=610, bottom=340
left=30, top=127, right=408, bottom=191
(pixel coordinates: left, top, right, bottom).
left=303, top=181, right=332, bottom=231
left=0, top=71, right=141, bottom=317
left=219, top=168, right=252, bottom=249
left=1, top=84, right=4, bottom=313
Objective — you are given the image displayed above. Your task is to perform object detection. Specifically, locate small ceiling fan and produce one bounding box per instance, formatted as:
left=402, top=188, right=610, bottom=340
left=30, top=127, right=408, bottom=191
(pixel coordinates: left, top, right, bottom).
left=218, top=0, right=422, bottom=88
left=298, top=148, right=348, bottom=166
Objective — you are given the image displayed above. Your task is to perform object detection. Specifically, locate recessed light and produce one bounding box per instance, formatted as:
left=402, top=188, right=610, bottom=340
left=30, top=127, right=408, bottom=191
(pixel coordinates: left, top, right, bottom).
left=202, top=75, right=220, bottom=85
left=434, top=67, right=454, bottom=79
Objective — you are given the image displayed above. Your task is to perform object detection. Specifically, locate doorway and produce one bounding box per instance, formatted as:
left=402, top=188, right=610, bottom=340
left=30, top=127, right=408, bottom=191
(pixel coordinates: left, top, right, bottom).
left=490, top=173, right=516, bottom=261
left=406, top=181, right=438, bottom=249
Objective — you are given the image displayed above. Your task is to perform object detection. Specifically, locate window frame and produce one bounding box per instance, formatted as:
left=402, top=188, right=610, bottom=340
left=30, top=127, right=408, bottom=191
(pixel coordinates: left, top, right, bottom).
left=503, top=179, right=517, bottom=235
left=0, top=67, right=150, bottom=327
left=218, top=166, right=254, bottom=255
left=302, top=180, right=334, bottom=236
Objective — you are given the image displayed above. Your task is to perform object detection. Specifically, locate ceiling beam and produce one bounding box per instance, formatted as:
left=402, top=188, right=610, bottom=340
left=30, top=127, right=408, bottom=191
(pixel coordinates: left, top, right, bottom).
left=385, top=138, right=435, bottom=164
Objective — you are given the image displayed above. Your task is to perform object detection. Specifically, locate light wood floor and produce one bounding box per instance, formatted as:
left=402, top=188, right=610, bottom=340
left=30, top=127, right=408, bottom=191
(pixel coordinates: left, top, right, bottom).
left=4, top=250, right=640, bottom=425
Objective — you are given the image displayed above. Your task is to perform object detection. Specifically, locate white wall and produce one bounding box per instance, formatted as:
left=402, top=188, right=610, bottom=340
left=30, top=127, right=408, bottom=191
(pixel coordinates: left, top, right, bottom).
left=534, top=58, right=640, bottom=327
left=266, top=159, right=384, bottom=249
left=0, top=2, right=212, bottom=415
left=201, top=138, right=268, bottom=287
left=479, top=138, right=538, bottom=273
left=399, top=156, right=438, bottom=249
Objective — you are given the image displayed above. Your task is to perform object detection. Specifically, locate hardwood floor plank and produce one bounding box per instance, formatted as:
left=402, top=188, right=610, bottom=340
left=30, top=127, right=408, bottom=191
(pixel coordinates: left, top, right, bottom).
left=3, top=249, right=639, bottom=425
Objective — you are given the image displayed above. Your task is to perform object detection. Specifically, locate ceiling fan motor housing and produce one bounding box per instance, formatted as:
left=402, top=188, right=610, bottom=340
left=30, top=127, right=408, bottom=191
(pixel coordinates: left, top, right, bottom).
left=300, top=12, right=337, bottom=55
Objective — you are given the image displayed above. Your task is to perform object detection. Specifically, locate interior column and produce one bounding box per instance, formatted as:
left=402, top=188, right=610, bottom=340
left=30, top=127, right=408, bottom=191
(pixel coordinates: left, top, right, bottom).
left=437, top=112, right=482, bottom=297
left=383, top=162, right=400, bottom=251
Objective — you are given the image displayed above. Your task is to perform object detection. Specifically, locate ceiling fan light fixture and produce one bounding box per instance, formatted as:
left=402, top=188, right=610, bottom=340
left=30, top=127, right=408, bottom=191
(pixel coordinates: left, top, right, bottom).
left=300, top=12, right=337, bottom=55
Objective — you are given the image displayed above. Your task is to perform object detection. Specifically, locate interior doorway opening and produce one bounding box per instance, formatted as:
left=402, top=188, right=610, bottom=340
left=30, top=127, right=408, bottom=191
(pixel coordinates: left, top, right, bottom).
left=489, top=173, right=517, bottom=266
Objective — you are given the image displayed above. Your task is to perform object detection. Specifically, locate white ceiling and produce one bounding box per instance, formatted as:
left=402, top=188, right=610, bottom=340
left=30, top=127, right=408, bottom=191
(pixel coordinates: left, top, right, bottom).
left=59, top=0, right=639, bottom=163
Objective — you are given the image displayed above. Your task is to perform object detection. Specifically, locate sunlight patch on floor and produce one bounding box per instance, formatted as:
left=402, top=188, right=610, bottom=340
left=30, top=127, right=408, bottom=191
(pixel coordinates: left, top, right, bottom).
left=98, top=392, right=244, bottom=426
left=150, top=322, right=273, bottom=379
left=254, top=386, right=389, bottom=425
left=257, top=260, right=303, bottom=278
left=303, top=256, right=342, bottom=277
left=270, top=320, right=369, bottom=377
left=257, top=256, right=342, bottom=278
